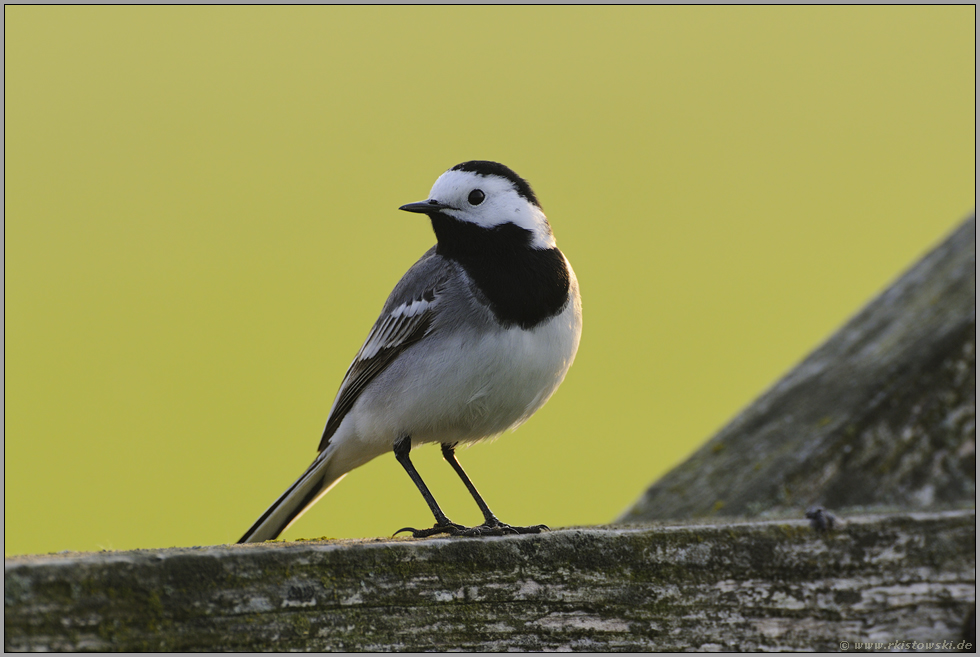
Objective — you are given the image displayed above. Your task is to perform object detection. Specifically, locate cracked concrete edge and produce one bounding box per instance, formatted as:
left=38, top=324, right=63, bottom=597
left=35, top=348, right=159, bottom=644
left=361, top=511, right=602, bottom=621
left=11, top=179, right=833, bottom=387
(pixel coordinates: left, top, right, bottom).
left=5, top=508, right=975, bottom=651
left=618, top=214, right=976, bottom=522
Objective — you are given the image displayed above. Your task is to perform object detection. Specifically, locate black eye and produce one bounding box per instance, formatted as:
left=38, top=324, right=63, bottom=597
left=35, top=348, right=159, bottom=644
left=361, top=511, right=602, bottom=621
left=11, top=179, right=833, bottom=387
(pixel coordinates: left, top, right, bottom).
left=467, top=189, right=485, bottom=206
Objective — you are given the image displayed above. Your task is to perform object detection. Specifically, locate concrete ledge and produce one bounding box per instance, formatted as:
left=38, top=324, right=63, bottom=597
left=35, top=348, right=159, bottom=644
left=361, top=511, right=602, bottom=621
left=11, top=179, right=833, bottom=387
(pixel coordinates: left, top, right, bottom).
left=620, top=215, right=976, bottom=524
left=4, top=509, right=975, bottom=651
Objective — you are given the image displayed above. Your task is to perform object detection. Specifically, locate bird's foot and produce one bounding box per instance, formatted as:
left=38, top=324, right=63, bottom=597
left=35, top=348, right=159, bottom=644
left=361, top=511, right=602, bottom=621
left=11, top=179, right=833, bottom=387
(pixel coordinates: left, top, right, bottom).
left=460, top=521, right=549, bottom=537
left=393, top=522, right=467, bottom=538
left=394, top=520, right=549, bottom=539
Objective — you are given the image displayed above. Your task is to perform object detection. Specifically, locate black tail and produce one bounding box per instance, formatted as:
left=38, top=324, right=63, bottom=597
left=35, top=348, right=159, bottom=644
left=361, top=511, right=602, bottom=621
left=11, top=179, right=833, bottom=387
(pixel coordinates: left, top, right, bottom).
left=238, top=453, right=345, bottom=543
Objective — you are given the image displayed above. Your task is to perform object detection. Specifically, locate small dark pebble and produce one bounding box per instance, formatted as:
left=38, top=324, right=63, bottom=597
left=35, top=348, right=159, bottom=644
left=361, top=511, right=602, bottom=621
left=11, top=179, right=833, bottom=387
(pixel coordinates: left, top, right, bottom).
left=805, top=506, right=839, bottom=532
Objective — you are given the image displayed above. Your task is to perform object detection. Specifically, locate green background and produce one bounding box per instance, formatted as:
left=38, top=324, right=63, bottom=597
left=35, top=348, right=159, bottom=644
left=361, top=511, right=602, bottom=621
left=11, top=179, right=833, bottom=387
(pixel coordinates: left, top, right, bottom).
left=4, top=6, right=974, bottom=555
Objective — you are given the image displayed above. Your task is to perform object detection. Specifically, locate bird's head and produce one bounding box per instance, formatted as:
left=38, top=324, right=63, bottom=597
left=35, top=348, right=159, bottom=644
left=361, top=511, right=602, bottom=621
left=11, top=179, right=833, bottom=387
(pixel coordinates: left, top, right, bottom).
left=399, top=161, right=556, bottom=250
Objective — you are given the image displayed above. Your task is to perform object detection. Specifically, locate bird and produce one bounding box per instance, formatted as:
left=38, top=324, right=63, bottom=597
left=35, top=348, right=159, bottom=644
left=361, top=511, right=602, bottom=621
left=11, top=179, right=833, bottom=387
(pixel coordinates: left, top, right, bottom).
left=238, top=160, right=582, bottom=543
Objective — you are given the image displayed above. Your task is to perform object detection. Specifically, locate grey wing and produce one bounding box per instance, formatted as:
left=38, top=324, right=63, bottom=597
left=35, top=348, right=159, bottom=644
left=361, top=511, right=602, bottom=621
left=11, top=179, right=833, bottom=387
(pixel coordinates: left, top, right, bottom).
left=318, top=248, right=452, bottom=451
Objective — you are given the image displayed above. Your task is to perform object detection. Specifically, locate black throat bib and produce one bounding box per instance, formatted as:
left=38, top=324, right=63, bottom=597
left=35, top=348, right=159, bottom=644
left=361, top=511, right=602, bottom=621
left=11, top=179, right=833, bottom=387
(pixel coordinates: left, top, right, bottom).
left=430, top=214, right=571, bottom=330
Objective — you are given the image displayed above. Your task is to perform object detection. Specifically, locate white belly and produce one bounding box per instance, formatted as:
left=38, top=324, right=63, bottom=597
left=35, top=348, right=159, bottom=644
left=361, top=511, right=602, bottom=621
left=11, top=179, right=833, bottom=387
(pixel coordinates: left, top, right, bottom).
left=326, top=279, right=582, bottom=473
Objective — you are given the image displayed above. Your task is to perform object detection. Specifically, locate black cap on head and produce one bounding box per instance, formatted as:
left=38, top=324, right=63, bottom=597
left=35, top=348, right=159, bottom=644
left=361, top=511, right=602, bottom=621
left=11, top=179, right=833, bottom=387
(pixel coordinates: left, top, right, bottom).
left=450, top=161, right=541, bottom=209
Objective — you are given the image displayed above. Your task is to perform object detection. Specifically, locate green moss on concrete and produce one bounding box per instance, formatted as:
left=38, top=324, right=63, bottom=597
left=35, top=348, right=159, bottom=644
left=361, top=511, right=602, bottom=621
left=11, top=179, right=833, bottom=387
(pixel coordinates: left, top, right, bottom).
left=5, top=510, right=975, bottom=651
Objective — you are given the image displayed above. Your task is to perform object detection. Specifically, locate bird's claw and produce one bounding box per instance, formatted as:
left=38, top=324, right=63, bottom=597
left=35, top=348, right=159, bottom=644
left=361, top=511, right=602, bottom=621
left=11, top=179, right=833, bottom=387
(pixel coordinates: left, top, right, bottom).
left=489, top=523, right=549, bottom=536
left=393, top=521, right=549, bottom=539
left=393, top=523, right=467, bottom=538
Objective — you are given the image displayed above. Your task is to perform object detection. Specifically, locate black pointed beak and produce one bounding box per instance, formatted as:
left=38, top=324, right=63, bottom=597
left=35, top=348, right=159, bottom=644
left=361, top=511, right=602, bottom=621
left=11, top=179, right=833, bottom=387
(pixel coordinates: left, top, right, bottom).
left=399, top=199, right=452, bottom=214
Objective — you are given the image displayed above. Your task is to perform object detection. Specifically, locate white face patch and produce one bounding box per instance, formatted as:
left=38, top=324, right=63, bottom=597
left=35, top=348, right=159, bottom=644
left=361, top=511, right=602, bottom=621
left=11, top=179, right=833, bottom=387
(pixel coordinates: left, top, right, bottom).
left=426, top=169, right=557, bottom=250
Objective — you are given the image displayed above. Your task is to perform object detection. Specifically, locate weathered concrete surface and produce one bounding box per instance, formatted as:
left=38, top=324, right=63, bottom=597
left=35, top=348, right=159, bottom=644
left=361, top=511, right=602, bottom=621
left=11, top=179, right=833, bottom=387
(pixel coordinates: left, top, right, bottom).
left=4, top=510, right=975, bottom=651
left=619, top=215, right=976, bottom=523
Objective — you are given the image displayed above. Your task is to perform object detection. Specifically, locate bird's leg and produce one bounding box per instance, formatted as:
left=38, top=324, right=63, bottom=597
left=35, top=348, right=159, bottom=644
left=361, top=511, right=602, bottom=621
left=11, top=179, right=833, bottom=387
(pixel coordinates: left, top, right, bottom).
left=441, top=443, right=500, bottom=526
left=392, top=436, right=466, bottom=538
left=440, top=443, right=548, bottom=537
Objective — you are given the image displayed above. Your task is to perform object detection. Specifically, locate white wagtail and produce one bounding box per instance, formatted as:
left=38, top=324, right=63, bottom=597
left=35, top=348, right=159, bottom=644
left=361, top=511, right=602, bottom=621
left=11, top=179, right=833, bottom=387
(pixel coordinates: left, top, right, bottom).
left=238, top=161, right=582, bottom=542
